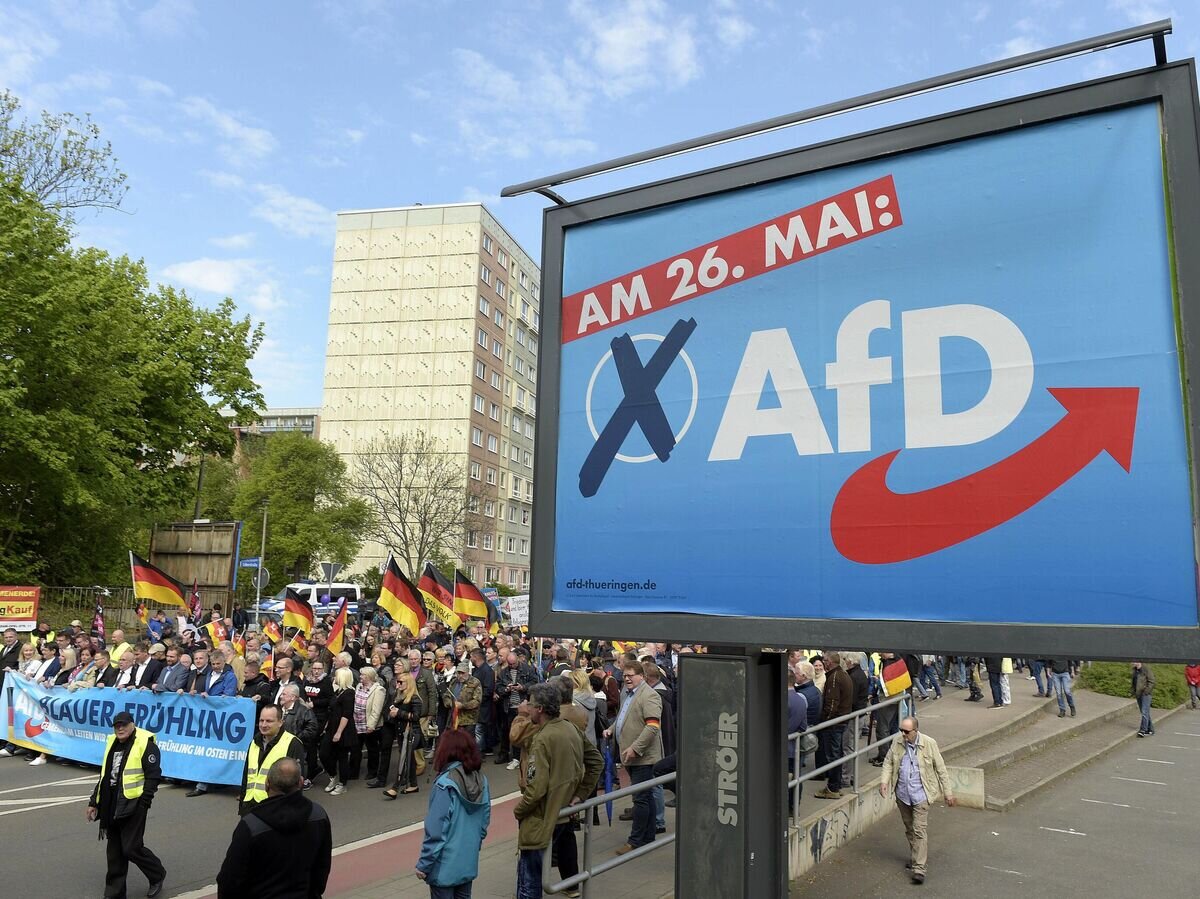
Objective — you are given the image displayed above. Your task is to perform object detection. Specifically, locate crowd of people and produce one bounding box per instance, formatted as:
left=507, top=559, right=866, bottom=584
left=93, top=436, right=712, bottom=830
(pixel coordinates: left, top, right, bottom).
left=4, top=612, right=1198, bottom=897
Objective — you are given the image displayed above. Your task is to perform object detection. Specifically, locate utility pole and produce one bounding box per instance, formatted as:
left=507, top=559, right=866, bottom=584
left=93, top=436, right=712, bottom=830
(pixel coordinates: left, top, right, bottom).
left=255, top=499, right=268, bottom=626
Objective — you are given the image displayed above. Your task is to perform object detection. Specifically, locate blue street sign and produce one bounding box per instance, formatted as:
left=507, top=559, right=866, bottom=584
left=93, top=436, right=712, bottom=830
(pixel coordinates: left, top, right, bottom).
left=239, top=557, right=260, bottom=569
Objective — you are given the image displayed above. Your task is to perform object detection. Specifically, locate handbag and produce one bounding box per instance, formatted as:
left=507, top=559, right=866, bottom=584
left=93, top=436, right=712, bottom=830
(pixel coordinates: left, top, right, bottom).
left=799, top=732, right=819, bottom=754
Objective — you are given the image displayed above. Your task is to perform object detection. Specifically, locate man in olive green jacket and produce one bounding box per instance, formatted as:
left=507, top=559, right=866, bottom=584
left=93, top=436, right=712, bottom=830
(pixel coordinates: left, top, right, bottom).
left=878, top=717, right=956, bottom=884
left=514, top=683, right=602, bottom=898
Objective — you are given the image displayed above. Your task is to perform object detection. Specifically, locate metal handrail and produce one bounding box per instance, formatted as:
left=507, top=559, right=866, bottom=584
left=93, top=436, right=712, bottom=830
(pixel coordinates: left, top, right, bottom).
left=787, top=691, right=911, bottom=815
left=542, top=769, right=678, bottom=897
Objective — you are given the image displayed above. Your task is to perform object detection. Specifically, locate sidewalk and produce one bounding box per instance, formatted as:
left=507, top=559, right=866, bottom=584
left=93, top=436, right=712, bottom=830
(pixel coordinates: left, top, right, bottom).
left=327, top=676, right=1047, bottom=898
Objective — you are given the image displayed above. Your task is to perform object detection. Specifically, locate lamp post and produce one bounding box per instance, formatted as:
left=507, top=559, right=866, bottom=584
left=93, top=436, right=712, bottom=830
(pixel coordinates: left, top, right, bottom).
left=254, top=499, right=268, bottom=626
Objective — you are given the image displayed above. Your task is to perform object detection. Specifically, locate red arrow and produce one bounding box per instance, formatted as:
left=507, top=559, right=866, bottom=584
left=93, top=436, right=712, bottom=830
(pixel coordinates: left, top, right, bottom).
left=831, top=387, right=1139, bottom=564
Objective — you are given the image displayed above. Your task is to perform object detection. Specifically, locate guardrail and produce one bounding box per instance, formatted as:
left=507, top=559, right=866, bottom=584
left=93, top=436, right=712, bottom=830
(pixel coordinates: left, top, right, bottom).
left=787, top=691, right=909, bottom=811
left=540, top=690, right=913, bottom=896
left=542, top=769, right=677, bottom=897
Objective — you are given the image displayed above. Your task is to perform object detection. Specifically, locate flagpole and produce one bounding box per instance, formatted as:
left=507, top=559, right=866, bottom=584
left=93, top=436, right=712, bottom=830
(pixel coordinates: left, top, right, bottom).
left=254, top=500, right=268, bottom=629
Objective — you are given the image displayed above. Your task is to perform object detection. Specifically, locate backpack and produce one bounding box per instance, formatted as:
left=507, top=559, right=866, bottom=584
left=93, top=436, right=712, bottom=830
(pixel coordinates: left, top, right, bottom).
left=592, top=693, right=611, bottom=743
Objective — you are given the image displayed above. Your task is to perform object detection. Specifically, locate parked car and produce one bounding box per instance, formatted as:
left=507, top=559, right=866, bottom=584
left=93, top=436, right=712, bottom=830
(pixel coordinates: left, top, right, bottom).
left=256, top=582, right=361, bottom=619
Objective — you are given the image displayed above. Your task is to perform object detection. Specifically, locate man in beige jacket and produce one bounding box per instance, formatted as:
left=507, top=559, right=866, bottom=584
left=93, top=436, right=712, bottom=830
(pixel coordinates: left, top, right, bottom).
left=604, top=660, right=663, bottom=856
left=878, top=717, right=956, bottom=884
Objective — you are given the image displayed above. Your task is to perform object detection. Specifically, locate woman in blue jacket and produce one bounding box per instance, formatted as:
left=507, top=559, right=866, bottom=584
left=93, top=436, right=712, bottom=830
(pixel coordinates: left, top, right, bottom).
left=415, top=727, right=491, bottom=898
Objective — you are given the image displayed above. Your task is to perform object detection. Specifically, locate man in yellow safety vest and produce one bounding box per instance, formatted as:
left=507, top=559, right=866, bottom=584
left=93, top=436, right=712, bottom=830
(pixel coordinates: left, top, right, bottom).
left=240, top=703, right=307, bottom=816
left=87, top=710, right=167, bottom=899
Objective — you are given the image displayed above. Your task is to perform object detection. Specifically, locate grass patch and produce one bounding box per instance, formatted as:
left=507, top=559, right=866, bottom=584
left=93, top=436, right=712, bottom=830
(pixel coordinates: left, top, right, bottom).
left=1078, top=661, right=1188, bottom=709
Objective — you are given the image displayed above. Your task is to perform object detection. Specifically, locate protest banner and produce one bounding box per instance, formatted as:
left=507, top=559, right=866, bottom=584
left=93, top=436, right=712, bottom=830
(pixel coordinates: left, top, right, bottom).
left=1, top=677, right=254, bottom=786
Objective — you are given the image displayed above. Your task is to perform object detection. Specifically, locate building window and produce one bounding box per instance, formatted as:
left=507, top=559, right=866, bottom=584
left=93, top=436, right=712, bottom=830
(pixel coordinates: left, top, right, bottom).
left=482, top=533, right=493, bottom=550
left=516, top=328, right=526, bottom=347
left=528, top=365, right=536, bottom=383
left=520, top=539, right=529, bottom=555
left=487, top=434, right=498, bottom=453
left=477, top=328, right=488, bottom=348
left=478, top=296, right=490, bottom=315
left=511, top=415, right=521, bottom=434
left=480, top=264, right=492, bottom=285
left=516, top=386, right=527, bottom=407
left=520, top=271, right=528, bottom=289
left=515, top=357, right=526, bottom=375
left=512, top=476, right=522, bottom=497
left=525, top=421, right=534, bottom=439
left=484, top=499, right=495, bottom=517
left=521, top=570, right=529, bottom=588
left=467, top=530, right=479, bottom=548
left=490, top=371, right=501, bottom=390
left=511, top=445, right=520, bottom=462
left=497, top=248, right=507, bottom=266
left=500, top=472, right=507, bottom=488
left=507, top=537, right=516, bottom=554
left=469, top=461, right=481, bottom=480
left=533, top=311, right=540, bottom=329
left=486, top=466, right=497, bottom=485
left=496, top=280, right=506, bottom=299
left=486, top=566, right=500, bottom=583
left=475, top=360, right=486, bottom=380
left=509, top=505, right=518, bottom=523
left=524, top=451, right=532, bottom=468
left=526, top=482, right=533, bottom=500
left=489, top=402, right=501, bottom=421
left=494, top=308, right=505, bottom=328
left=467, top=495, right=480, bottom=512
left=491, top=339, right=502, bottom=359
left=521, top=300, right=530, bottom=321
left=507, top=569, right=518, bottom=587
left=468, top=564, right=478, bottom=581
left=471, top=427, right=483, bottom=447
left=473, top=394, right=485, bottom=413
left=529, top=337, right=538, bottom=355
left=521, top=508, right=530, bottom=525
left=482, top=234, right=493, bottom=254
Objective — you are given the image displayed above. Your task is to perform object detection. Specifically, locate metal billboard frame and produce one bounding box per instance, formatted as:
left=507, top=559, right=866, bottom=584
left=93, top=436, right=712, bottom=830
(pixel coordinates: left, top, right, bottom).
left=529, top=61, right=1200, bottom=661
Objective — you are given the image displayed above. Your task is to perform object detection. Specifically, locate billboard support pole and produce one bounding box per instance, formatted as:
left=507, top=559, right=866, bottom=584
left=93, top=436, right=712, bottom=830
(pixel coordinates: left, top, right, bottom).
left=677, top=649, right=786, bottom=898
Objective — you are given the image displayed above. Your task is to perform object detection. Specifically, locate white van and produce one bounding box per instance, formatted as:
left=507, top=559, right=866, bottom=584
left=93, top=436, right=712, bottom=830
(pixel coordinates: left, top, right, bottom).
left=259, top=582, right=361, bottom=618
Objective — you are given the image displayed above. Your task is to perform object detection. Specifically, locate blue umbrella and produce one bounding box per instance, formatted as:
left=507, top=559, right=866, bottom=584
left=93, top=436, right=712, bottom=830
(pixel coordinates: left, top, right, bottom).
left=602, top=736, right=617, bottom=825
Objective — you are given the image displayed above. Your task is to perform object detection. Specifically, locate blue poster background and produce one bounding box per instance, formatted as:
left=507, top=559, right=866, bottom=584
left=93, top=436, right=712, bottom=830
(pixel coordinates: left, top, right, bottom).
left=1, top=678, right=254, bottom=785
left=554, top=101, right=1199, bottom=627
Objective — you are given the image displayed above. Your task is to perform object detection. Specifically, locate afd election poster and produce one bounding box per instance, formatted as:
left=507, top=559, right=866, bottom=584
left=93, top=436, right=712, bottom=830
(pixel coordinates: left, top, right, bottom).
left=1, top=678, right=255, bottom=785
left=552, top=99, right=1198, bottom=629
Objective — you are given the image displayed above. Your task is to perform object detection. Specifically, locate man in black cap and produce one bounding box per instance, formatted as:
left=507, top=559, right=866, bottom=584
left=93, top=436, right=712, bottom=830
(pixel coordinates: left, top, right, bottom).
left=87, top=711, right=167, bottom=898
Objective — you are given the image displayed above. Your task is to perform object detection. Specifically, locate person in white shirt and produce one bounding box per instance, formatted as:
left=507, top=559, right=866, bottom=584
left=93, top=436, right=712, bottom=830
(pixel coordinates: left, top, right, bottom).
left=114, top=651, right=137, bottom=690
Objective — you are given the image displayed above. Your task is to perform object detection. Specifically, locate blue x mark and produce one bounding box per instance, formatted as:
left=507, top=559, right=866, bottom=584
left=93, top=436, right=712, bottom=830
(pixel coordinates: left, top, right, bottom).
left=578, top=318, right=698, bottom=497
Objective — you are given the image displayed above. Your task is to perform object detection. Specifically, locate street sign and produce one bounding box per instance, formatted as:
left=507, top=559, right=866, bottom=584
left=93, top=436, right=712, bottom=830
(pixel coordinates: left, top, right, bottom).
left=253, top=569, right=270, bottom=591
left=239, top=557, right=260, bottom=569
left=531, top=64, right=1200, bottom=659
left=319, top=562, right=343, bottom=583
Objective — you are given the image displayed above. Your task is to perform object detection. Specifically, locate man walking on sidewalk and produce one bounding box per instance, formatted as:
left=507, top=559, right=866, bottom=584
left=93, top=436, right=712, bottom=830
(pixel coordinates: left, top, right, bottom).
left=879, top=717, right=956, bottom=885
left=1047, top=659, right=1076, bottom=718
left=1132, top=661, right=1156, bottom=736
left=814, top=651, right=853, bottom=800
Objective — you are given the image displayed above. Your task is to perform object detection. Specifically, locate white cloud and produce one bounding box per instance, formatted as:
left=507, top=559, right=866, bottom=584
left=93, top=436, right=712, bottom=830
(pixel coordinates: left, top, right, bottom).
left=162, top=257, right=256, bottom=295
left=250, top=335, right=319, bottom=403
left=568, top=0, right=701, bottom=98
left=343, top=128, right=366, bottom=145
left=139, top=0, right=197, bottom=37
left=133, top=76, right=174, bottom=98
left=251, top=184, right=332, bottom=239
left=969, top=2, right=991, bottom=23
left=117, top=114, right=174, bottom=142
left=1001, top=35, right=1039, bottom=56
left=210, top=232, right=255, bottom=250
left=461, top=186, right=503, bottom=208
left=0, top=8, right=59, bottom=87
left=199, top=169, right=247, bottom=190
left=713, top=14, right=755, bottom=50
left=410, top=132, right=429, bottom=146
left=161, top=257, right=287, bottom=318
left=181, top=96, right=277, bottom=164
left=1108, top=1, right=1172, bottom=24
left=49, top=0, right=124, bottom=35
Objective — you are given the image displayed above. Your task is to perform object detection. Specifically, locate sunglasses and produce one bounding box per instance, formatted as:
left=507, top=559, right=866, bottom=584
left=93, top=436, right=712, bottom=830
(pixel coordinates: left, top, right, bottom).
left=899, top=728, right=915, bottom=734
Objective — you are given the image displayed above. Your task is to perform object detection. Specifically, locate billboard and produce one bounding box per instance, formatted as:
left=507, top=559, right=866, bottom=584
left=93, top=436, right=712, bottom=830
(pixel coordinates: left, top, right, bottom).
left=531, top=63, right=1200, bottom=659
left=0, top=586, right=39, bottom=630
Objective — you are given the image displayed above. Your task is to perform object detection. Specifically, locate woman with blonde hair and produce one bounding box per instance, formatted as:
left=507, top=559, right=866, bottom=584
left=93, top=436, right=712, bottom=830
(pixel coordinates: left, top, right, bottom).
left=356, top=667, right=387, bottom=786
left=570, top=668, right=598, bottom=746
left=321, top=667, right=358, bottom=795
left=383, top=668, right=425, bottom=799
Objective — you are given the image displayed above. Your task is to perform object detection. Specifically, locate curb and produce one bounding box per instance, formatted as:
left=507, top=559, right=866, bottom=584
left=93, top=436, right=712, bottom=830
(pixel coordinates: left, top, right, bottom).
left=941, top=694, right=1057, bottom=762
left=985, top=703, right=1187, bottom=812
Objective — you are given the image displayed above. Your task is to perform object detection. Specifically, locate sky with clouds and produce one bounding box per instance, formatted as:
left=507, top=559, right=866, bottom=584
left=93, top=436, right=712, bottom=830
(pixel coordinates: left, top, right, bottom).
left=1, top=0, right=1193, bottom=407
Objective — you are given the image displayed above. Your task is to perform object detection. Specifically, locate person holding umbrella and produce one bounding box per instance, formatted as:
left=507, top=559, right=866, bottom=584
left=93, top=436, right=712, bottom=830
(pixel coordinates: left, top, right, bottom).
left=384, top=670, right=425, bottom=799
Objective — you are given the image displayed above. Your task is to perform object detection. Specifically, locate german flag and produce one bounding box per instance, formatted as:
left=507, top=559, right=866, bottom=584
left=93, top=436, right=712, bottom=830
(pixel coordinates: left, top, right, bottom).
left=880, top=657, right=913, bottom=697
left=485, top=590, right=502, bottom=636
left=289, top=631, right=309, bottom=660
left=130, top=552, right=187, bottom=608
left=232, top=632, right=246, bottom=657
left=282, top=588, right=315, bottom=634
left=260, top=647, right=274, bottom=678
left=327, top=598, right=348, bottom=654
left=203, top=619, right=227, bottom=646
left=261, top=619, right=283, bottom=644
left=378, top=554, right=426, bottom=637
left=453, top=569, right=491, bottom=622
left=136, top=602, right=148, bottom=627
left=419, top=562, right=460, bottom=627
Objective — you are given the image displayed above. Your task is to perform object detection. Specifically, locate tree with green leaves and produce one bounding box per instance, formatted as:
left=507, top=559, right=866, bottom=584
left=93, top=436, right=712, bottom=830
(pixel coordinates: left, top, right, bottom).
left=233, top=432, right=371, bottom=585
left=0, top=89, right=128, bottom=215
left=0, top=175, right=263, bottom=584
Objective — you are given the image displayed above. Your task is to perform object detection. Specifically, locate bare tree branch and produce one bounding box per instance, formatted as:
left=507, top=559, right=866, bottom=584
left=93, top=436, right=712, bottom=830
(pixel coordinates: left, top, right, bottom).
left=351, top=431, right=482, bottom=577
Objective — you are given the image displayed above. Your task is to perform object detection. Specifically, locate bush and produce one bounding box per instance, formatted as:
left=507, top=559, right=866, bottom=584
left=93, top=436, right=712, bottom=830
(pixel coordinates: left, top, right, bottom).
left=1078, top=661, right=1188, bottom=709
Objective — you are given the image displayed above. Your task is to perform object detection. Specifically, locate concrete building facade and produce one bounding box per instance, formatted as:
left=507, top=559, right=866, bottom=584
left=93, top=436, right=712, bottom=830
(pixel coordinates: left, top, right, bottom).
left=321, top=202, right=539, bottom=589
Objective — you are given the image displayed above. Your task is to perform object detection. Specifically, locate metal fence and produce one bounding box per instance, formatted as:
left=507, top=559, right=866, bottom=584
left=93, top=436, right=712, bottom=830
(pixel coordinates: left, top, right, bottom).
left=32, top=586, right=240, bottom=635
left=539, top=690, right=911, bottom=896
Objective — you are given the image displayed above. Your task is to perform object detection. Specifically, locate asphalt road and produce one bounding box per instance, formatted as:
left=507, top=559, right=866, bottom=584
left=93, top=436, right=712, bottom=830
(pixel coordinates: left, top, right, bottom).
left=0, top=749, right=524, bottom=897
left=798, top=710, right=1200, bottom=897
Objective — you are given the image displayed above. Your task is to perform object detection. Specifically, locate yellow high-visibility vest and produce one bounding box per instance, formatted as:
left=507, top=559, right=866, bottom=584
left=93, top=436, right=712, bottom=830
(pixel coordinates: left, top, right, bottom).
left=94, top=728, right=153, bottom=802
left=243, top=731, right=298, bottom=805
